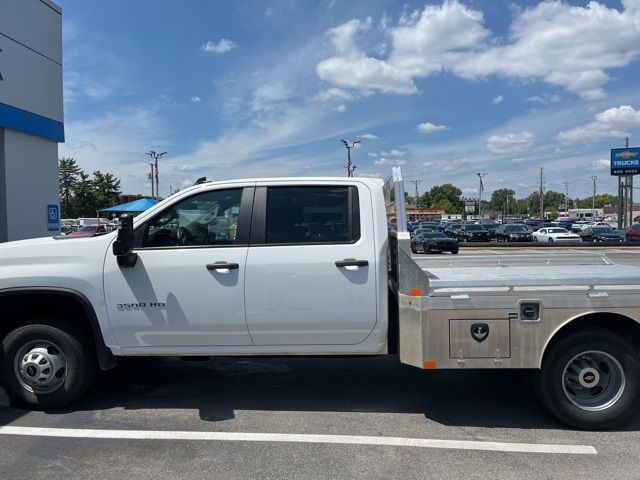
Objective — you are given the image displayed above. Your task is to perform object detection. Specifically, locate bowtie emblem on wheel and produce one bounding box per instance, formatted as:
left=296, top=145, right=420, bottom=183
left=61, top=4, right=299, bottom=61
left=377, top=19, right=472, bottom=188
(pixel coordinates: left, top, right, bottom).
left=470, top=323, right=489, bottom=343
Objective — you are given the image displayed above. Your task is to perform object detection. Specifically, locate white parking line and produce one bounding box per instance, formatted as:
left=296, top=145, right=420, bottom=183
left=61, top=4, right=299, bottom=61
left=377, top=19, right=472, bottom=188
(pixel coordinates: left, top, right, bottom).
left=0, top=426, right=596, bottom=455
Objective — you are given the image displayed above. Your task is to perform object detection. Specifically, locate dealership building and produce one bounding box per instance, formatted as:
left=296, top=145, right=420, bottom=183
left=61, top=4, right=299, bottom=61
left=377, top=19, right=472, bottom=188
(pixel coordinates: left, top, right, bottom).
left=0, top=0, right=63, bottom=242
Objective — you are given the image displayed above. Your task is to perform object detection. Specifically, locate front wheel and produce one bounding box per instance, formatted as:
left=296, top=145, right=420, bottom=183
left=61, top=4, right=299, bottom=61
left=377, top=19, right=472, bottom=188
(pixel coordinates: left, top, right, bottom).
left=1, top=318, right=97, bottom=410
left=533, top=330, right=639, bottom=429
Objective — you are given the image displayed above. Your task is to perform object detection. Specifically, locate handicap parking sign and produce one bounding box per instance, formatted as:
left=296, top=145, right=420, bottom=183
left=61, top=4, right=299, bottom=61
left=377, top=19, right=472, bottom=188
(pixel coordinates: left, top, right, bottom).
left=47, top=204, right=59, bottom=232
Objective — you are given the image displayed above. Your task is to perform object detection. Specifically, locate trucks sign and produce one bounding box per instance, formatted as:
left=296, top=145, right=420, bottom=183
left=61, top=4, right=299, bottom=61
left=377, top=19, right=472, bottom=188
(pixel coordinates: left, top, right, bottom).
left=611, top=147, right=640, bottom=175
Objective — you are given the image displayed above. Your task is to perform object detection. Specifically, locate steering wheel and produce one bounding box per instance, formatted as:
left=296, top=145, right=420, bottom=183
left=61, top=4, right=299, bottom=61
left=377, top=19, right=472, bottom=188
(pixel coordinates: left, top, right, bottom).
left=177, top=227, right=194, bottom=246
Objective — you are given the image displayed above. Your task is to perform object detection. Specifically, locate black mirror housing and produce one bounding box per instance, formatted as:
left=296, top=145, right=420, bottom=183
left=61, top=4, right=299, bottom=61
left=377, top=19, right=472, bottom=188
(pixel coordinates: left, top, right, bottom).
left=113, top=214, right=137, bottom=267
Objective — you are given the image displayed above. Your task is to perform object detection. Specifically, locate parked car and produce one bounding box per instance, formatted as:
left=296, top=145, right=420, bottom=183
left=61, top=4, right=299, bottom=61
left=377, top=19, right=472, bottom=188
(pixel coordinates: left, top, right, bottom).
left=411, top=231, right=459, bottom=254
left=444, top=222, right=462, bottom=238
left=412, top=226, right=435, bottom=237
left=532, top=227, right=581, bottom=243
left=495, top=224, right=533, bottom=242
left=532, top=221, right=559, bottom=232
left=480, top=222, right=498, bottom=239
left=457, top=224, right=490, bottom=242
left=66, top=224, right=109, bottom=237
left=625, top=224, right=640, bottom=241
left=579, top=226, right=624, bottom=243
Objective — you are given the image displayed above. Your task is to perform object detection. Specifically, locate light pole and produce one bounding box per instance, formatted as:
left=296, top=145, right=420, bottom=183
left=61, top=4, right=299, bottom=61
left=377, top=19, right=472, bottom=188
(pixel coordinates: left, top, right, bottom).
left=477, top=173, right=487, bottom=219
left=149, top=163, right=155, bottom=198
left=589, top=176, right=598, bottom=220
left=563, top=181, right=570, bottom=214
left=146, top=150, right=167, bottom=199
left=340, top=139, right=360, bottom=177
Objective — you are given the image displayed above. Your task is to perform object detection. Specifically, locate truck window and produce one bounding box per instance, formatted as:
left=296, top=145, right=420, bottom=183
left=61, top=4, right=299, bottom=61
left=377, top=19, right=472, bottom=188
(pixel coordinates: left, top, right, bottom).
left=139, top=188, right=243, bottom=248
left=264, top=186, right=359, bottom=244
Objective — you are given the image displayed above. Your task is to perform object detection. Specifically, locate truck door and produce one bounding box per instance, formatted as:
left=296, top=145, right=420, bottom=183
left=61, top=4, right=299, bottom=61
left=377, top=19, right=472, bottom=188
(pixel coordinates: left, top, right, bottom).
left=103, top=186, right=254, bottom=349
left=244, top=182, right=378, bottom=345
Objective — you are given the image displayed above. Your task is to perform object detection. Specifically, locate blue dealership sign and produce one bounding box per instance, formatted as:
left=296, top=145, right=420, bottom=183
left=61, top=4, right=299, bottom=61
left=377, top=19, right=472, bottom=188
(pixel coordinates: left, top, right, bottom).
left=47, top=204, right=59, bottom=232
left=611, top=147, right=640, bottom=175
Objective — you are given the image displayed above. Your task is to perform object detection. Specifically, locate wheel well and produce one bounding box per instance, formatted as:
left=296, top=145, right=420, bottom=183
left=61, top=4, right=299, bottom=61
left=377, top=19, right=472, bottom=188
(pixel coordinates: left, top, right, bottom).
left=0, top=290, right=117, bottom=370
left=542, top=312, right=640, bottom=365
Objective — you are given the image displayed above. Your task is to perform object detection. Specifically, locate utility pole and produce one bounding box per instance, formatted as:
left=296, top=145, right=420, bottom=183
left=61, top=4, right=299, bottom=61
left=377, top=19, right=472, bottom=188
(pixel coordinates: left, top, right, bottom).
left=589, top=176, right=598, bottom=220
left=539, top=167, right=544, bottom=219
left=563, top=181, right=570, bottom=214
left=146, top=150, right=167, bottom=199
left=148, top=163, right=155, bottom=198
left=477, top=173, right=487, bottom=219
left=410, top=180, right=422, bottom=206
left=340, top=139, right=360, bottom=177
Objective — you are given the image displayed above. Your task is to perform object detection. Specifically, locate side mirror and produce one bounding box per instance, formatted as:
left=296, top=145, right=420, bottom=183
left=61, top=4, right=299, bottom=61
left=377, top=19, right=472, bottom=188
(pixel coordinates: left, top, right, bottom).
left=113, top=214, right=137, bottom=268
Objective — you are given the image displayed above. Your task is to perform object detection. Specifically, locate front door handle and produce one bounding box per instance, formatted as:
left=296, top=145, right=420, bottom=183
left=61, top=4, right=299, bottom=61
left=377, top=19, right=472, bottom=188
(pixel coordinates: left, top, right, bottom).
left=335, top=259, right=369, bottom=268
left=206, top=262, right=239, bottom=272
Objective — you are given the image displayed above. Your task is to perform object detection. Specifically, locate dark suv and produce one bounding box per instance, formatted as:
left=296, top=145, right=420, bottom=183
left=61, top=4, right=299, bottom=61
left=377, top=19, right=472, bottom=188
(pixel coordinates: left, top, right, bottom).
left=495, top=224, right=533, bottom=242
left=457, top=224, right=490, bottom=242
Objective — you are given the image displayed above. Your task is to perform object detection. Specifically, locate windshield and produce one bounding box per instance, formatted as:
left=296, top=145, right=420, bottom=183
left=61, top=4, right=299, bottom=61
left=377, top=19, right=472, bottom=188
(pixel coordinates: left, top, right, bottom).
left=421, top=232, right=447, bottom=238
left=79, top=226, right=97, bottom=232
left=465, top=225, right=485, bottom=231
left=505, top=225, right=527, bottom=232
left=593, top=227, right=614, bottom=233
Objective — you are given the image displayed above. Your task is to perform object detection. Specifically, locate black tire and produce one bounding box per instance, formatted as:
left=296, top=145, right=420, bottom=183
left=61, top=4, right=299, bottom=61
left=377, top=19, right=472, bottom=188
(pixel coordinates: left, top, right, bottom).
left=411, top=244, right=416, bottom=254
left=548, top=237, right=554, bottom=243
left=1, top=318, right=97, bottom=410
left=425, top=244, right=431, bottom=254
left=533, top=330, right=640, bottom=429
left=451, top=248, right=459, bottom=255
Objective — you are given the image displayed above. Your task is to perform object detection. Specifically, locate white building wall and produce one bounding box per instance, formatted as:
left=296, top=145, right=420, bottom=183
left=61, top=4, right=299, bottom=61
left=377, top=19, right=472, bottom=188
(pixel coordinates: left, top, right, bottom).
left=0, top=0, right=63, bottom=242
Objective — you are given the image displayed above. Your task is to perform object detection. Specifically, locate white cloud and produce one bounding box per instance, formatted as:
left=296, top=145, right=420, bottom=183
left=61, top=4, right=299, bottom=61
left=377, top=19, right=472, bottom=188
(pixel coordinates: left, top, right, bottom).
left=492, top=95, right=504, bottom=104
left=333, top=104, right=347, bottom=112
left=526, top=93, right=560, bottom=104
left=486, top=131, right=535, bottom=154
left=557, top=105, right=640, bottom=144
left=201, top=38, right=237, bottom=54
left=316, top=18, right=417, bottom=94
left=190, top=96, right=202, bottom=103
left=591, top=158, right=610, bottom=171
left=368, top=152, right=378, bottom=157
left=359, top=133, right=379, bottom=139
left=317, top=87, right=353, bottom=101
left=316, top=1, right=640, bottom=99
left=374, top=157, right=405, bottom=166
left=416, top=122, right=450, bottom=134
left=380, top=148, right=405, bottom=157
left=511, top=158, right=525, bottom=164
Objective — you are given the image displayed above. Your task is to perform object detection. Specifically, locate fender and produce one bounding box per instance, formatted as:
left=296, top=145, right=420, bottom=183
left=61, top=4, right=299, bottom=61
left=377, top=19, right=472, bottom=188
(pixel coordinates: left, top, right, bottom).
left=0, top=286, right=118, bottom=370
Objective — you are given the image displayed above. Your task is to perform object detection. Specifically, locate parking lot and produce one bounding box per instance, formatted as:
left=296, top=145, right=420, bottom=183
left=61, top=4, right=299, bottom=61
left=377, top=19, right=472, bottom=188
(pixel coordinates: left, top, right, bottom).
left=0, top=246, right=638, bottom=480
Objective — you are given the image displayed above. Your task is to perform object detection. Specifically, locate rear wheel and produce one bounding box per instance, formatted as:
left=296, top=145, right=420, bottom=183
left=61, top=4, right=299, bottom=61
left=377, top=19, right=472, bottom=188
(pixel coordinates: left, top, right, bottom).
left=533, top=237, right=538, bottom=243
left=1, top=318, right=96, bottom=409
left=533, top=330, right=639, bottom=429
left=451, top=248, right=459, bottom=255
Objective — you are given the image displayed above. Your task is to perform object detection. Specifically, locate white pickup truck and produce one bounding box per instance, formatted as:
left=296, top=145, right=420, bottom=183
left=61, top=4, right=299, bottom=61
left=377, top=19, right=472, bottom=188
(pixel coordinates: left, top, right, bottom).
left=0, top=168, right=639, bottom=429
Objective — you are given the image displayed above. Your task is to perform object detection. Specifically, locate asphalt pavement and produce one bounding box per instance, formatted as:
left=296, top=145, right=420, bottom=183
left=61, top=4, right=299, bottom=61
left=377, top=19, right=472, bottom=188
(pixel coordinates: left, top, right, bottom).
left=1, top=246, right=640, bottom=480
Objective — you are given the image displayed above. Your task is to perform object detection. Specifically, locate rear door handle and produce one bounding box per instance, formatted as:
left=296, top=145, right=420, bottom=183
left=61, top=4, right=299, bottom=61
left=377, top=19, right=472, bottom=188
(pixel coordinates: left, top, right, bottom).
left=335, top=259, right=369, bottom=268
left=206, top=262, right=239, bottom=272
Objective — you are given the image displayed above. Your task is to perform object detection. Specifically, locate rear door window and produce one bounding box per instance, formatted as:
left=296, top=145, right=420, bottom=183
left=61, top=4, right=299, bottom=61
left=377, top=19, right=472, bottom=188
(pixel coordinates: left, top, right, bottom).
left=264, top=186, right=359, bottom=244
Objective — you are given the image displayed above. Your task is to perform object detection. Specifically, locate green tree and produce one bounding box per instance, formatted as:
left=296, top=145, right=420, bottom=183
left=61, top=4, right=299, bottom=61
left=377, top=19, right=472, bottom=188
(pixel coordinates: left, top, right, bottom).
left=489, top=188, right=515, bottom=212
left=72, top=171, right=97, bottom=217
left=92, top=171, right=121, bottom=210
left=58, top=157, right=81, bottom=218
left=429, top=183, right=462, bottom=213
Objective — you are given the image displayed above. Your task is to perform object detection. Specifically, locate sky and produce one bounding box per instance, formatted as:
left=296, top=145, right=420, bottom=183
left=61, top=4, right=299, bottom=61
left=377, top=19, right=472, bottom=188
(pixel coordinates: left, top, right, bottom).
left=57, top=0, right=640, bottom=200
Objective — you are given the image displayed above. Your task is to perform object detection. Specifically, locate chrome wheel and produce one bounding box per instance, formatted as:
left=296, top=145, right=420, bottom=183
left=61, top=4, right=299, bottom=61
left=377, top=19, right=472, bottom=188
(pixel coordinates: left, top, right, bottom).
left=14, top=340, right=68, bottom=394
left=562, top=350, right=625, bottom=411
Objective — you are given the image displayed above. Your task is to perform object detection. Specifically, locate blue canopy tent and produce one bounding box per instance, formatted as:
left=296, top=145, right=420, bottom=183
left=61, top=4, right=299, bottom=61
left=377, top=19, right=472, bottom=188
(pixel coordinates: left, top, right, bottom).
left=100, top=198, right=159, bottom=214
